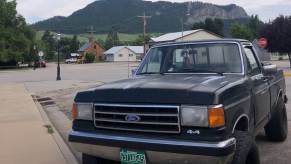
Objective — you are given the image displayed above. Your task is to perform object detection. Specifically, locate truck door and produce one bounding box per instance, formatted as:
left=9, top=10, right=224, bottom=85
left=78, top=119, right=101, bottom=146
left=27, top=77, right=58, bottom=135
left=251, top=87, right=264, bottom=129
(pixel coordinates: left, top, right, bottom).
left=244, top=46, right=271, bottom=125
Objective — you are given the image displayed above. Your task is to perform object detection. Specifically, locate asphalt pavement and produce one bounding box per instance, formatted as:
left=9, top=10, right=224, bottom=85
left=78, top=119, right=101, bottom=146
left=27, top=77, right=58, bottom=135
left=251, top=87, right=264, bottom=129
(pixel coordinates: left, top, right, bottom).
left=0, top=62, right=138, bottom=84
left=0, top=61, right=291, bottom=164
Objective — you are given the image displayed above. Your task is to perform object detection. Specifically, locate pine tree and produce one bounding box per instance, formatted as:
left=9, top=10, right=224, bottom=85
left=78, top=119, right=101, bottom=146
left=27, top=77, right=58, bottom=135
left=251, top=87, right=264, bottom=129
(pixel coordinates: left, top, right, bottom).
left=192, top=18, right=224, bottom=36
left=105, top=27, right=120, bottom=50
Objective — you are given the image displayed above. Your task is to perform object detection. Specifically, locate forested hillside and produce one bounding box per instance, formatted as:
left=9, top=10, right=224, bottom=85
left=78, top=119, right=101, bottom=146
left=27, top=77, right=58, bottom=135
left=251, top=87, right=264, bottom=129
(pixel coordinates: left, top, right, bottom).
left=32, top=0, right=249, bottom=34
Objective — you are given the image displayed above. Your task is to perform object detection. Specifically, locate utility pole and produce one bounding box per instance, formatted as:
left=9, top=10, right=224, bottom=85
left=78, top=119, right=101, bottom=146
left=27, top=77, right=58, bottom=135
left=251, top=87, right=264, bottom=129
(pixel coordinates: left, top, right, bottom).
left=87, top=26, right=96, bottom=42
left=181, top=2, right=191, bottom=41
left=137, top=12, right=151, bottom=57
left=181, top=17, right=184, bottom=41
left=56, top=33, right=61, bottom=81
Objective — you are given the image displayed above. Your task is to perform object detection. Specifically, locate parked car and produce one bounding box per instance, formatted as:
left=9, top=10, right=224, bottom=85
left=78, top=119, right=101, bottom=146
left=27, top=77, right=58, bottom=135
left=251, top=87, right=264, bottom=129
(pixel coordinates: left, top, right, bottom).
left=35, top=60, right=46, bottom=68
left=65, top=58, right=78, bottom=64
left=69, top=39, right=288, bottom=164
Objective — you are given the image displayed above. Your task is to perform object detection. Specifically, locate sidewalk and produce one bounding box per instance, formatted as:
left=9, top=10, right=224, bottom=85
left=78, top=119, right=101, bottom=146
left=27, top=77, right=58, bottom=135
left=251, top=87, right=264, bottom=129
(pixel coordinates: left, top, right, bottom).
left=0, top=84, right=71, bottom=164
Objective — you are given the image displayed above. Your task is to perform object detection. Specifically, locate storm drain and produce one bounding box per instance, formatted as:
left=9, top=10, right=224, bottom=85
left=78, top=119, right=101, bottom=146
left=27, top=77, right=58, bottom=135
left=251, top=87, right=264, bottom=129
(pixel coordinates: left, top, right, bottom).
left=32, top=95, right=56, bottom=107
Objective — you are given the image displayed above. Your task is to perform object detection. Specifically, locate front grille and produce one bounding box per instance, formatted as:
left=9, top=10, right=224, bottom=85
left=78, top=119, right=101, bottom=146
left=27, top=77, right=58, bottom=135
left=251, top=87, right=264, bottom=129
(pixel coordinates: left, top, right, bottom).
left=94, top=104, right=181, bottom=134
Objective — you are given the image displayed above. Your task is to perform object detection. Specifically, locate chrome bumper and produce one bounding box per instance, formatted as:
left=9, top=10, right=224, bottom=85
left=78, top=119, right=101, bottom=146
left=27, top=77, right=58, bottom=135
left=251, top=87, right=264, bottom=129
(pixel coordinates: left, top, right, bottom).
left=69, top=131, right=236, bottom=164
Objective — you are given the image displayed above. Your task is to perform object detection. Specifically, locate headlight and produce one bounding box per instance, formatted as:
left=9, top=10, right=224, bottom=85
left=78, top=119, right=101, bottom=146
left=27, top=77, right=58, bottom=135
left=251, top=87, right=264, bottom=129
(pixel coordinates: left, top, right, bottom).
left=181, top=106, right=209, bottom=127
left=71, top=103, right=93, bottom=120
left=181, top=105, right=225, bottom=128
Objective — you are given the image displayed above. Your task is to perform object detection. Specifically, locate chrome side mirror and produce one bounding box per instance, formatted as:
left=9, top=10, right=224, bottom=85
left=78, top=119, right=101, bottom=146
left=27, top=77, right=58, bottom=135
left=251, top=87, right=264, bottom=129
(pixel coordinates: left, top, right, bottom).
left=262, top=62, right=277, bottom=74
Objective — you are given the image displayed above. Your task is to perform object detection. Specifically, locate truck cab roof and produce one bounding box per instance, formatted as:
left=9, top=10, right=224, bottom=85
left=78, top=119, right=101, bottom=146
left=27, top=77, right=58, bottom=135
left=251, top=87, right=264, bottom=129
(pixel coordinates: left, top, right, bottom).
left=152, top=39, right=251, bottom=48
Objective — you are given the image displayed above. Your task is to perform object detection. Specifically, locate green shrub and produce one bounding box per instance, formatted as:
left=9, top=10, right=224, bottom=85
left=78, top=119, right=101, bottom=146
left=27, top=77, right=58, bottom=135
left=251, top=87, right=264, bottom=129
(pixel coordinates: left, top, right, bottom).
left=84, top=53, right=95, bottom=63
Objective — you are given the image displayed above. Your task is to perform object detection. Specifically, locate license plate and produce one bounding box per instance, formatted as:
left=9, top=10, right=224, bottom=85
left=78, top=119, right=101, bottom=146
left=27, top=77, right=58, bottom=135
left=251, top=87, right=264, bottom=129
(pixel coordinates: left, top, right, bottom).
left=120, top=148, right=146, bottom=164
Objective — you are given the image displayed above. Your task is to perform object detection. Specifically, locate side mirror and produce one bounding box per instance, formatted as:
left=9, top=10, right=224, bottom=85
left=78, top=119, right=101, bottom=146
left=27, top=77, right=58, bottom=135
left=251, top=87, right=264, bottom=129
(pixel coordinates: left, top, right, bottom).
left=262, top=62, right=277, bottom=74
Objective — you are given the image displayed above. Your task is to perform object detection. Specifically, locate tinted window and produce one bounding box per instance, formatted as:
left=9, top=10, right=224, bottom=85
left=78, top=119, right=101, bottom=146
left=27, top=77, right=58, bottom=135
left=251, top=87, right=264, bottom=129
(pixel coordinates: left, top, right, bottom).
left=244, top=47, right=260, bottom=75
left=138, top=43, right=242, bottom=74
left=141, top=48, right=163, bottom=73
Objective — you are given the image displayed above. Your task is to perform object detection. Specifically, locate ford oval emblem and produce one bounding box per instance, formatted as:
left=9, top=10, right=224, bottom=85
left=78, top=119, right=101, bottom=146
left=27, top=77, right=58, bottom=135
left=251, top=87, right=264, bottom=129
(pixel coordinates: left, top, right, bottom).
left=125, top=114, right=141, bottom=122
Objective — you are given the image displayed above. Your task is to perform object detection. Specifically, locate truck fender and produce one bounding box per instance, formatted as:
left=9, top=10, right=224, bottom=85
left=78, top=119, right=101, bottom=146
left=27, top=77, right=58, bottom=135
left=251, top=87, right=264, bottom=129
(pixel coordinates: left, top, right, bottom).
left=232, top=114, right=250, bottom=133
left=275, top=89, right=283, bottom=106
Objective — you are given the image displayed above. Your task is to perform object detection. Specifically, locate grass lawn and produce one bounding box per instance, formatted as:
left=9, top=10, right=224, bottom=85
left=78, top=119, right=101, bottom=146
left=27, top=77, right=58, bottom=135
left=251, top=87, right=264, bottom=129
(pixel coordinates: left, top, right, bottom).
left=36, top=31, right=140, bottom=43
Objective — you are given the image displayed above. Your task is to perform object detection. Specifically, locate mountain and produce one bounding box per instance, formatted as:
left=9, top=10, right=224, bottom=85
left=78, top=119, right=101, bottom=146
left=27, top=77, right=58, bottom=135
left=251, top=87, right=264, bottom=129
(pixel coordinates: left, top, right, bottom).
left=32, top=0, right=249, bottom=34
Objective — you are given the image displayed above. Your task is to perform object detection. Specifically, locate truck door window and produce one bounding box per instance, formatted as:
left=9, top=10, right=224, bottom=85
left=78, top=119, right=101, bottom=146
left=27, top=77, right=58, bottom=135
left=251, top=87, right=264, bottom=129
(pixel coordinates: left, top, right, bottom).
left=244, top=47, right=261, bottom=75
left=141, top=49, right=163, bottom=73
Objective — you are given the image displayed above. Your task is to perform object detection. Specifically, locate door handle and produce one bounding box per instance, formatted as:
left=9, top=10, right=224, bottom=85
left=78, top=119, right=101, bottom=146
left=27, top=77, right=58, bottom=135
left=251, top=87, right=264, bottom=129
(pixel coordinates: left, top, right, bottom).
left=262, top=76, right=272, bottom=82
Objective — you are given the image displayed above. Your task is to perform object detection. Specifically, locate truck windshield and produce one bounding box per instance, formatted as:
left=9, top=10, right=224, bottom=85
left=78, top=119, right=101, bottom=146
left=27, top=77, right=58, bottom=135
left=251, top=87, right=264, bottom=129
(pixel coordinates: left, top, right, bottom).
left=137, top=43, right=242, bottom=75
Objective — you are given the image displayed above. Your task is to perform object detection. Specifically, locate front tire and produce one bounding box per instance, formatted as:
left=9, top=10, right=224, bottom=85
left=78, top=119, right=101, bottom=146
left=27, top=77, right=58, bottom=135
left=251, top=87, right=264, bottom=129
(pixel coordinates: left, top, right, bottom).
left=231, top=131, right=260, bottom=164
left=265, top=101, right=288, bottom=142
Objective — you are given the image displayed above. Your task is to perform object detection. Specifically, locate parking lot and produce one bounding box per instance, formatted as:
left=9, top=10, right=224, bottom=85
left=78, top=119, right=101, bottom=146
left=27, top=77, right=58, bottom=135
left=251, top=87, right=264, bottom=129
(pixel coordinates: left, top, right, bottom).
left=1, top=61, right=291, bottom=163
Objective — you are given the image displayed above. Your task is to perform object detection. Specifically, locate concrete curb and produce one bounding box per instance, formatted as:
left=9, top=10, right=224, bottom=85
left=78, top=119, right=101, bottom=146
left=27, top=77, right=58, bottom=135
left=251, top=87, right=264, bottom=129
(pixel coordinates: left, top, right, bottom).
left=33, top=99, right=79, bottom=164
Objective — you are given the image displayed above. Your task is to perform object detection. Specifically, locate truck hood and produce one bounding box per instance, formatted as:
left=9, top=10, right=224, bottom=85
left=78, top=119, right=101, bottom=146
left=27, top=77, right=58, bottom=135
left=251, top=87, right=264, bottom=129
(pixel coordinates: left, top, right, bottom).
left=76, top=74, right=244, bottom=105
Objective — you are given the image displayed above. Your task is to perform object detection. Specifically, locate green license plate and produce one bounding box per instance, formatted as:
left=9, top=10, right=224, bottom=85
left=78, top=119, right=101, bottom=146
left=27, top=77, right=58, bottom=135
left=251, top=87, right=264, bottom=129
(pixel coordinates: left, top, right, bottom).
left=120, top=148, right=146, bottom=164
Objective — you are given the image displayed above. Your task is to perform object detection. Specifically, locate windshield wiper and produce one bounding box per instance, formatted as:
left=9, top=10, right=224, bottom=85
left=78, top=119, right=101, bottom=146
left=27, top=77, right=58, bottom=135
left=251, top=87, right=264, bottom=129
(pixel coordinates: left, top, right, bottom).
left=181, top=68, right=225, bottom=76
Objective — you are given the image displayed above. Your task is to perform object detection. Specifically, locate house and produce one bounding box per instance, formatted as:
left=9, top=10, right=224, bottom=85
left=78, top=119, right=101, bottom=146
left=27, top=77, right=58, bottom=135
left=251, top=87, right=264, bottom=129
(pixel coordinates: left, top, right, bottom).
left=78, top=38, right=105, bottom=63
left=150, top=29, right=222, bottom=44
left=104, top=46, right=144, bottom=62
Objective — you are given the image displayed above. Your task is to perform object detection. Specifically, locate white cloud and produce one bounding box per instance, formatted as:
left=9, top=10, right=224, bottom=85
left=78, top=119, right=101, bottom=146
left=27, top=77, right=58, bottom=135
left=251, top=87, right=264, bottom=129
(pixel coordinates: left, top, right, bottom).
left=147, top=0, right=288, bottom=8
left=16, top=0, right=291, bottom=23
left=16, top=0, right=95, bottom=23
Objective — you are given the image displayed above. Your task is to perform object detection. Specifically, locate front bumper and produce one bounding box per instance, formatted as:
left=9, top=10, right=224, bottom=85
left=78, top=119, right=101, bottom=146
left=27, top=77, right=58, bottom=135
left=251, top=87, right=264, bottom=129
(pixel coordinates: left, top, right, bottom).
left=69, top=131, right=236, bottom=164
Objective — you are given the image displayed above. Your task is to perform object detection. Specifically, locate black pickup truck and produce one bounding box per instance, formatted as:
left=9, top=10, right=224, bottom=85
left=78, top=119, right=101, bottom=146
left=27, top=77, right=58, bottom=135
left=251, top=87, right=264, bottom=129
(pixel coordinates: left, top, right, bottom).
left=69, top=39, right=288, bottom=164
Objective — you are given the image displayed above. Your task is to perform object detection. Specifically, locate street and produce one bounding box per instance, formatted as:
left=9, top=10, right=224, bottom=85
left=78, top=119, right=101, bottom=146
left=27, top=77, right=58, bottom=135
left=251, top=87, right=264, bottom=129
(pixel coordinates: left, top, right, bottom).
left=0, top=62, right=138, bottom=84
left=0, top=61, right=291, bottom=163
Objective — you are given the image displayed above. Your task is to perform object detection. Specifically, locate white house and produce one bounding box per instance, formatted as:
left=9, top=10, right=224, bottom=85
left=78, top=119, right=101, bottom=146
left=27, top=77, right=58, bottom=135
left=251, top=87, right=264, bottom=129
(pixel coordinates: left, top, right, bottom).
left=104, top=46, right=144, bottom=62
left=150, top=29, right=222, bottom=44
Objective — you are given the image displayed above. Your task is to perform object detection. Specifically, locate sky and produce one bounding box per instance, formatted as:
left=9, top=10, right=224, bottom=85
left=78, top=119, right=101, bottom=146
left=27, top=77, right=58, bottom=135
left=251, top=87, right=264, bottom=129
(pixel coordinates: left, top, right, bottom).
left=16, top=0, right=291, bottom=24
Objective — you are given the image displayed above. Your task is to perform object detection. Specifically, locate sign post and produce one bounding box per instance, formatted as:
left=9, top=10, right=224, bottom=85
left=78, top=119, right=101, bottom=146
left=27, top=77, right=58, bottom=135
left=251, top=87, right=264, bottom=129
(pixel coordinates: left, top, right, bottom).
left=259, top=38, right=268, bottom=49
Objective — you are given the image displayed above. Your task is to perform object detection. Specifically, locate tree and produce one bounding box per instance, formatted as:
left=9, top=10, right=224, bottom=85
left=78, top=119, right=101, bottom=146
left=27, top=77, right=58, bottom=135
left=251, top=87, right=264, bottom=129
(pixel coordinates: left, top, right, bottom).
left=84, top=53, right=95, bottom=63
left=0, top=0, right=36, bottom=66
left=132, top=34, right=151, bottom=46
left=70, top=35, right=80, bottom=52
left=41, top=32, right=81, bottom=60
left=229, top=15, right=262, bottom=41
left=59, top=37, right=73, bottom=59
left=105, top=28, right=120, bottom=50
left=41, top=30, right=56, bottom=61
left=230, top=23, right=254, bottom=40
left=192, top=18, right=224, bottom=36
left=248, top=15, right=261, bottom=39
left=97, top=39, right=105, bottom=48
left=260, top=15, right=291, bottom=67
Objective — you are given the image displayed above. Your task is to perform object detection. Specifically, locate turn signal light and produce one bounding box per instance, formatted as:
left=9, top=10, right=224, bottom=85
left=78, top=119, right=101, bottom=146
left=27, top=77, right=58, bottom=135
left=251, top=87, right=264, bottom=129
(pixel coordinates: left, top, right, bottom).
left=71, top=103, right=78, bottom=120
left=208, top=106, right=225, bottom=128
